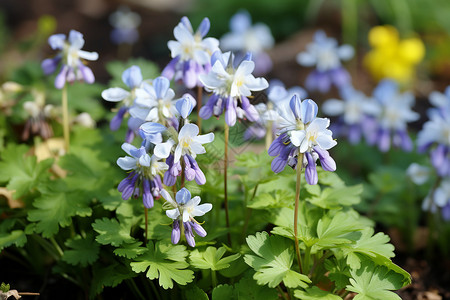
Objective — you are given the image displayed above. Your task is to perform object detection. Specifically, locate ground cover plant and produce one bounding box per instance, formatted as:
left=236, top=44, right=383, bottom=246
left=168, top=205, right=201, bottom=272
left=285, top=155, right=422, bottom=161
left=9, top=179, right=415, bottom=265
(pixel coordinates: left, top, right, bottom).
left=1, top=2, right=450, bottom=299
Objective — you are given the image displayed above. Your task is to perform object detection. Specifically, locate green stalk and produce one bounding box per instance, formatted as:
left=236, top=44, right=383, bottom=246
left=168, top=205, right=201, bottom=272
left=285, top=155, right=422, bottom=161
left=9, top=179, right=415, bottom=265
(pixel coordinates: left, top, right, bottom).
left=211, top=270, right=218, bottom=287
left=144, top=207, right=148, bottom=245
left=61, top=84, right=70, bottom=152
left=224, top=122, right=231, bottom=246
left=242, top=184, right=258, bottom=242
left=294, top=154, right=304, bottom=274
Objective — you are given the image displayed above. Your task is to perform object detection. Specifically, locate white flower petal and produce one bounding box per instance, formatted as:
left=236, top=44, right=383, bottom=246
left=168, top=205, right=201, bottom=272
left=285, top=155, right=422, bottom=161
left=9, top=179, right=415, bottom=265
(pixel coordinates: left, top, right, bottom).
left=179, top=123, right=199, bottom=139
left=192, top=203, right=212, bottom=217
left=290, top=130, right=306, bottom=147
left=166, top=208, right=180, bottom=220
left=117, top=156, right=137, bottom=170
left=101, top=87, right=130, bottom=102
left=194, top=132, right=214, bottom=144
left=154, top=139, right=175, bottom=158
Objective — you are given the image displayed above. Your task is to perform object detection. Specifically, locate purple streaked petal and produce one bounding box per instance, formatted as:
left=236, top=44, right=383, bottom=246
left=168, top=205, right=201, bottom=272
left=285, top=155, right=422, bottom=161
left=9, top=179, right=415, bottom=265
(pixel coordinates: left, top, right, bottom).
left=171, top=220, right=181, bottom=244
left=192, top=222, right=207, bottom=237
left=225, top=97, right=237, bottom=126
left=314, top=146, right=336, bottom=172
left=184, top=222, right=195, bottom=247
left=41, top=56, right=61, bottom=75
left=241, top=96, right=259, bottom=122
left=162, top=56, right=180, bottom=80
left=55, top=65, right=69, bottom=89
left=110, top=107, right=127, bottom=131
left=305, top=152, right=318, bottom=185
left=301, top=99, right=318, bottom=124
left=271, top=156, right=287, bottom=173
left=78, top=63, right=95, bottom=84
left=197, top=17, right=210, bottom=38
left=378, top=128, right=391, bottom=152
left=176, top=187, right=191, bottom=205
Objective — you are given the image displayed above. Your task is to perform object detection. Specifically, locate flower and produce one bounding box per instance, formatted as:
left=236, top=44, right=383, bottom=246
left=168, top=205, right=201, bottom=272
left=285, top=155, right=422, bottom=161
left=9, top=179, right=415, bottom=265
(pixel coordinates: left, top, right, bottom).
left=154, top=123, right=214, bottom=185
left=364, top=25, right=425, bottom=84
left=296, top=30, right=353, bottom=93
left=406, top=163, right=430, bottom=185
left=417, top=87, right=450, bottom=177
left=161, top=187, right=212, bottom=247
left=162, top=17, right=219, bottom=89
left=109, top=6, right=141, bottom=45
left=42, top=30, right=98, bottom=89
left=422, top=178, right=450, bottom=221
left=268, top=95, right=337, bottom=184
left=129, top=76, right=178, bottom=126
left=22, top=90, right=55, bottom=140
left=102, top=65, right=143, bottom=132
left=371, top=80, right=419, bottom=152
left=322, top=85, right=381, bottom=144
left=220, top=10, right=274, bottom=75
left=199, top=51, right=269, bottom=126
left=117, top=142, right=168, bottom=208
left=175, top=94, right=196, bottom=119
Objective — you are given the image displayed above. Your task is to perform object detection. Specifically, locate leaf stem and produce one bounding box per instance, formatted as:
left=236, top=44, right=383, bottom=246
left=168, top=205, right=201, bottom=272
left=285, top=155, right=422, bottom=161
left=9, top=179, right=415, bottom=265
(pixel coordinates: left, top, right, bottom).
left=49, top=236, right=64, bottom=258
left=242, top=184, right=258, bottom=242
left=144, top=207, right=148, bottom=245
left=276, top=285, right=289, bottom=300
left=211, top=270, right=218, bottom=287
left=294, top=154, right=304, bottom=274
left=224, top=122, right=231, bottom=246
left=303, top=246, right=311, bottom=275
left=61, top=84, right=70, bottom=152
left=197, top=86, right=202, bottom=133
left=148, top=279, right=162, bottom=300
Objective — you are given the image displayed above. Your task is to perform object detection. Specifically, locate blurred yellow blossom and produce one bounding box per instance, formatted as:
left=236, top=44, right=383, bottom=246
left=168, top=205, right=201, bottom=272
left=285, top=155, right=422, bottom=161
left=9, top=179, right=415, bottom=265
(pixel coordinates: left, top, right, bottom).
left=364, top=25, right=425, bottom=84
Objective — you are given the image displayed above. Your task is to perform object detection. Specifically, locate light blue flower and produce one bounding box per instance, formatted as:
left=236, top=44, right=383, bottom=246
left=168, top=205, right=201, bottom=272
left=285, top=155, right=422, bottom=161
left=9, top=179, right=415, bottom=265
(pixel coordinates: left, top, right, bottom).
left=42, top=30, right=98, bottom=89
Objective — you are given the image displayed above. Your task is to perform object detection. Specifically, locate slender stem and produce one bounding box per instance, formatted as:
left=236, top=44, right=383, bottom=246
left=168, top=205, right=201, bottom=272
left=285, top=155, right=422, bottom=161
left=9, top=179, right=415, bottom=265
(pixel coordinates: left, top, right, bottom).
left=294, top=154, right=304, bottom=274
left=196, top=86, right=202, bottom=133
left=126, top=279, right=146, bottom=300
left=61, top=84, right=70, bottom=152
left=180, top=159, right=185, bottom=188
left=276, top=285, right=289, bottom=300
left=18, top=293, right=40, bottom=296
left=148, top=279, right=162, bottom=300
left=242, top=184, right=258, bottom=242
left=224, top=123, right=231, bottom=246
left=211, top=270, right=218, bottom=287
left=49, top=237, right=64, bottom=258
left=144, top=208, right=148, bottom=245
left=303, top=246, right=311, bottom=275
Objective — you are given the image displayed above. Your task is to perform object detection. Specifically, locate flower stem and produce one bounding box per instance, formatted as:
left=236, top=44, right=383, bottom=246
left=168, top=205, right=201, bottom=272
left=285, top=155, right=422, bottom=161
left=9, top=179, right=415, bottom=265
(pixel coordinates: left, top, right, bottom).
left=242, top=184, right=258, bottom=242
left=180, top=159, right=185, bottom=188
left=294, top=154, right=304, bottom=274
left=144, top=207, right=148, bottom=245
left=197, top=86, right=202, bottom=133
left=61, top=84, right=70, bottom=152
left=224, top=122, right=231, bottom=246
left=211, top=270, right=218, bottom=287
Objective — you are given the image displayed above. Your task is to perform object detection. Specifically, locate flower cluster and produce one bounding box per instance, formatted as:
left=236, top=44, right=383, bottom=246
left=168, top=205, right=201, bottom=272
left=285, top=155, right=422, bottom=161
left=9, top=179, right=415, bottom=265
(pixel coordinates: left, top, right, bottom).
left=364, top=25, right=425, bottom=84
left=220, top=10, right=274, bottom=75
left=42, top=30, right=98, bottom=89
left=162, top=17, right=219, bottom=89
left=417, top=87, right=450, bottom=177
left=162, top=188, right=212, bottom=247
left=296, top=30, right=354, bottom=93
left=268, top=95, right=337, bottom=185
left=199, top=51, right=269, bottom=126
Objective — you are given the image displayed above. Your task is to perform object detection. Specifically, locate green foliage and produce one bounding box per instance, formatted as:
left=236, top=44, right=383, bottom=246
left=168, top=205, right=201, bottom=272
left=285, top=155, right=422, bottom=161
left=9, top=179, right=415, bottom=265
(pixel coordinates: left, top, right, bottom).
left=0, top=230, right=26, bottom=250
left=63, top=234, right=100, bottom=267
left=0, top=282, right=10, bottom=293
left=92, top=218, right=135, bottom=247
left=190, top=246, right=240, bottom=270
left=346, top=260, right=407, bottom=300
left=130, top=241, right=194, bottom=289
left=211, top=277, right=278, bottom=300
left=90, top=262, right=136, bottom=298
left=184, top=285, right=209, bottom=300
left=0, top=143, right=53, bottom=199
left=212, top=284, right=236, bottom=300
left=244, top=232, right=311, bottom=288
left=294, top=286, right=343, bottom=299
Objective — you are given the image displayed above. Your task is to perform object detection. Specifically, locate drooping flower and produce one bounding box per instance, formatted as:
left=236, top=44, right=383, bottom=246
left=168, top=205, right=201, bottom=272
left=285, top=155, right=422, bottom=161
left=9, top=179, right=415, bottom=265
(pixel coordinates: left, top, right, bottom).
left=371, top=80, right=419, bottom=152
left=417, top=87, right=450, bottom=177
left=199, top=51, right=269, bottom=126
left=109, top=6, right=141, bottom=45
left=117, top=142, right=168, bottom=208
left=42, top=30, right=98, bottom=89
left=22, top=90, right=56, bottom=140
left=322, top=85, right=381, bottom=144
left=102, top=65, right=143, bottom=132
left=296, top=30, right=353, bottom=93
left=161, top=187, right=212, bottom=247
left=364, top=25, right=425, bottom=84
left=153, top=123, right=214, bottom=185
left=162, top=17, right=219, bottom=89
left=268, top=95, right=337, bottom=185
left=422, top=178, right=450, bottom=221
left=220, top=10, right=274, bottom=75
left=129, top=76, right=178, bottom=126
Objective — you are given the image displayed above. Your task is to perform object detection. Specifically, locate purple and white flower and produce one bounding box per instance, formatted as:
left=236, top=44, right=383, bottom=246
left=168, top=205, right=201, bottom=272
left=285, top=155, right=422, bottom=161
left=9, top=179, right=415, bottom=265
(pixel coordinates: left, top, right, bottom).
left=220, top=10, right=274, bottom=75
left=417, top=87, right=450, bottom=177
left=199, top=51, right=269, bottom=126
left=117, top=143, right=168, bottom=208
left=109, top=6, right=141, bottom=45
left=296, top=30, right=353, bottom=93
left=102, top=65, right=143, bottom=133
left=406, top=163, right=430, bottom=185
left=161, top=187, right=212, bottom=247
left=422, top=178, right=450, bottom=221
left=268, top=95, right=337, bottom=185
left=42, top=30, right=98, bottom=89
left=162, top=17, right=219, bottom=89
left=322, top=86, right=381, bottom=144
left=154, top=123, right=214, bottom=185
left=371, top=80, right=419, bottom=152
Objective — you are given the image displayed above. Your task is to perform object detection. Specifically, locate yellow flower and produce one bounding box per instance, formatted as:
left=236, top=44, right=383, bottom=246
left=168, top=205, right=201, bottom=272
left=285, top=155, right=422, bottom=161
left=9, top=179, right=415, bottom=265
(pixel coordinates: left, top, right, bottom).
left=364, top=25, right=425, bottom=84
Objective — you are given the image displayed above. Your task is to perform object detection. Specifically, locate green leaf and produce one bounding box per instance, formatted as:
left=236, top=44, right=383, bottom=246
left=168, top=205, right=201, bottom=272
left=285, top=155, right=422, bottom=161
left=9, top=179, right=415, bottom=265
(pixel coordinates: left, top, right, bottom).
left=342, top=228, right=395, bottom=269
left=114, top=241, right=147, bottom=259
left=130, top=241, right=194, bottom=289
left=346, top=260, right=406, bottom=300
left=184, top=285, right=209, bottom=300
left=190, top=246, right=240, bottom=271
left=92, top=218, right=135, bottom=247
left=306, top=184, right=363, bottom=209
left=90, top=262, right=136, bottom=298
left=62, top=234, right=100, bottom=267
left=212, top=284, right=236, bottom=300
left=294, top=286, right=343, bottom=299
left=0, top=144, right=53, bottom=199
left=235, top=276, right=279, bottom=299
left=27, top=181, right=92, bottom=237
left=315, top=211, right=364, bottom=249
left=248, top=190, right=295, bottom=209
left=244, top=232, right=311, bottom=288
left=0, top=230, right=27, bottom=250
left=324, top=257, right=351, bottom=290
